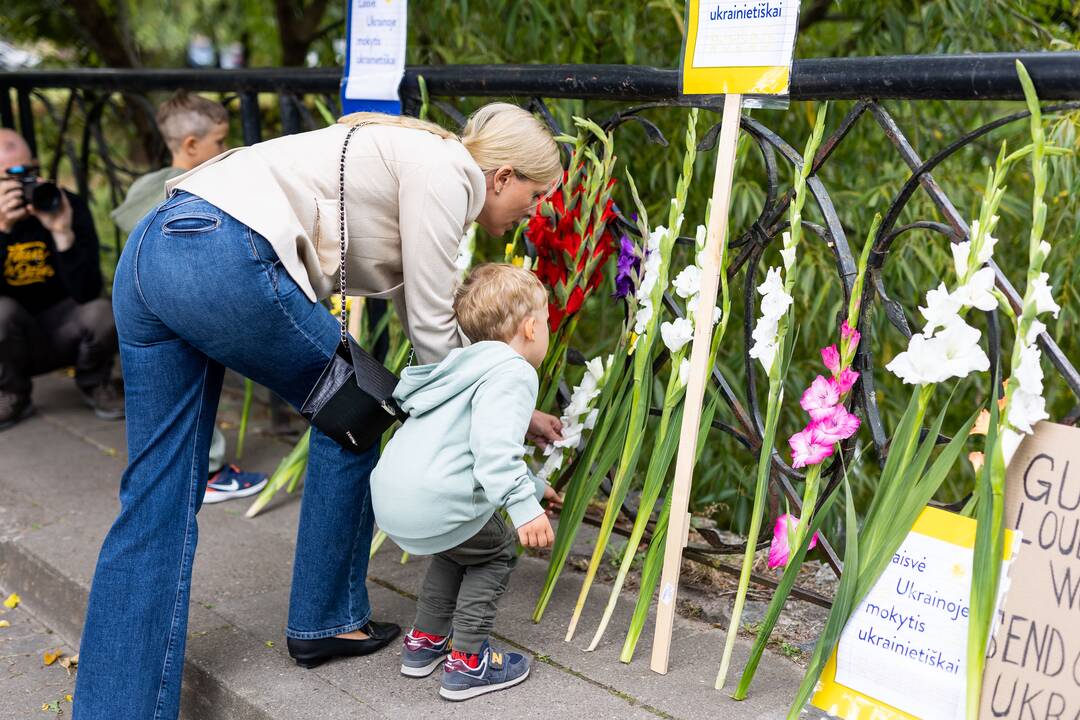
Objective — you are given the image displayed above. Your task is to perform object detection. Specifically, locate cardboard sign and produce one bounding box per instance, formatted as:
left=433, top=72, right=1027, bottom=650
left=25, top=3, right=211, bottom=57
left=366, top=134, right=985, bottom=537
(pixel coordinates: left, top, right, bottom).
left=980, top=421, right=1080, bottom=719
left=813, top=507, right=1016, bottom=719
left=680, top=0, right=800, bottom=96
left=341, top=0, right=408, bottom=114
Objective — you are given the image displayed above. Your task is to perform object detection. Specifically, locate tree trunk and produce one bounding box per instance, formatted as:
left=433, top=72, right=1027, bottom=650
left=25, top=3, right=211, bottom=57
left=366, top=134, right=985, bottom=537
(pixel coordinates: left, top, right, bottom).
left=274, top=0, right=332, bottom=66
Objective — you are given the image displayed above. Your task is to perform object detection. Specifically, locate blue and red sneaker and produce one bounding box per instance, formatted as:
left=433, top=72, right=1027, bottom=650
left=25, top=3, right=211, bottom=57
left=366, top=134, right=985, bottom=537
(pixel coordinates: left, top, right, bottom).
left=203, top=464, right=269, bottom=504
left=401, top=629, right=452, bottom=677
left=439, top=641, right=530, bottom=701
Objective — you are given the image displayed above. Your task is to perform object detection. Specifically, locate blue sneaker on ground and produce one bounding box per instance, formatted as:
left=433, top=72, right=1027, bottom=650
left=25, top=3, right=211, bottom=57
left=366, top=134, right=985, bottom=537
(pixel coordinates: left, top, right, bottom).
left=439, top=642, right=530, bottom=701
left=203, top=464, right=269, bottom=504
left=401, top=629, right=452, bottom=677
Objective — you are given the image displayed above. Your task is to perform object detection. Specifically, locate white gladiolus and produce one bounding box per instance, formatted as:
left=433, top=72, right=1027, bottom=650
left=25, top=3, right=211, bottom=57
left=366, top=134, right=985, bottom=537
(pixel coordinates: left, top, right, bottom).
left=1025, top=319, right=1046, bottom=345
left=1013, top=343, right=1044, bottom=395
left=937, top=317, right=991, bottom=379
left=633, top=298, right=653, bottom=335
left=660, top=317, right=694, bottom=354
left=886, top=333, right=950, bottom=385
left=749, top=266, right=791, bottom=374
left=952, top=267, right=998, bottom=312
left=535, top=356, right=610, bottom=482
left=1001, top=428, right=1025, bottom=466
left=454, top=223, right=478, bottom=274
left=886, top=318, right=989, bottom=385
left=1030, top=272, right=1060, bottom=318
left=1008, top=389, right=1048, bottom=434
left=686, top=294, right=723, bottom=325
left=678, top=358, right=690, bottom=387
left=919, top=282, right=963, bottom=335
left=672, top=264, right=701, bottom=299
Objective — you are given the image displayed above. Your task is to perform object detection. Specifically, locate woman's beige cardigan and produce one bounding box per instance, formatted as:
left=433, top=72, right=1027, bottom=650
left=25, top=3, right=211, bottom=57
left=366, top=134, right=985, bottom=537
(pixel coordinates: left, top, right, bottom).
left=166, top=122, right=486, bottom=364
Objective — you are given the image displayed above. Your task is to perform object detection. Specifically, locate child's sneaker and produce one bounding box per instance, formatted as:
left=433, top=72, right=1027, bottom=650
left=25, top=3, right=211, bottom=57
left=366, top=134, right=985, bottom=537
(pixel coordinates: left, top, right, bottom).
left=401, top=629, right=452, bottom=677
left=439, top=642, right=530, bottom=701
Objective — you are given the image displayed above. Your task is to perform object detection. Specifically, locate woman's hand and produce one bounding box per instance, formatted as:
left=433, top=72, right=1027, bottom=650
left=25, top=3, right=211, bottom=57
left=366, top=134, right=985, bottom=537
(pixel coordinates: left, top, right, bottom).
left=527, top=409, right=563, bottom=449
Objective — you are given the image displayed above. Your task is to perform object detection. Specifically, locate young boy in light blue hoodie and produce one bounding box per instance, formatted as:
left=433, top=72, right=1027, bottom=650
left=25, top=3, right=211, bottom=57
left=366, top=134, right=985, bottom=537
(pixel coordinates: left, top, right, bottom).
left=371, top=263, right=558, bottom=701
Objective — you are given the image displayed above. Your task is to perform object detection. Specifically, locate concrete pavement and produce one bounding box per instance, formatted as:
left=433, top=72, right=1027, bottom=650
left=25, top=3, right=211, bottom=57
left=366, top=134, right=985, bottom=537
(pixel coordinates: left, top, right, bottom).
left=0, top=371, right=811, bottom=719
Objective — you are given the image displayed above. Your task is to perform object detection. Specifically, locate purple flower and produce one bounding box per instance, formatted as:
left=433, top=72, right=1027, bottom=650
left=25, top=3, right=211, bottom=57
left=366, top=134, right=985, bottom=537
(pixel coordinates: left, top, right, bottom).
left=614, top=234, right=642, bottom=299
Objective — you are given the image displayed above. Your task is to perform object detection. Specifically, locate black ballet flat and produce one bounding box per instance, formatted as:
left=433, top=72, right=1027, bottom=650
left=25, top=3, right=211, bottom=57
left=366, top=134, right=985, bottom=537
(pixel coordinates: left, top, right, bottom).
left=287, top=620, right=401, bottom=669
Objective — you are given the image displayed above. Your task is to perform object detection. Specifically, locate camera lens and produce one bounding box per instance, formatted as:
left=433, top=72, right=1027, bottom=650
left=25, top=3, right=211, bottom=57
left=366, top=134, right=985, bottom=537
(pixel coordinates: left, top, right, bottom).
left=31, top=182, right=62, bottom=213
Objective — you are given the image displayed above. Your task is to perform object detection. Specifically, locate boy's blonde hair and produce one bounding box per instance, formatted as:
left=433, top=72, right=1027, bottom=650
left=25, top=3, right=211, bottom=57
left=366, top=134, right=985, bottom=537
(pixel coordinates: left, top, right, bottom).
left=156, top=91, right=229, bottom=153
left=339, top=102, right=561, bottom=187
left=454, top=263, right=547, bottom=343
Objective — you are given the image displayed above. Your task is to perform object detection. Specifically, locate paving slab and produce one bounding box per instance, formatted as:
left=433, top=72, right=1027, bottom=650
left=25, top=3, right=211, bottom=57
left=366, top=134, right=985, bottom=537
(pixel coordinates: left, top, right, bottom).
left=0, top=371, right=809, bottom=719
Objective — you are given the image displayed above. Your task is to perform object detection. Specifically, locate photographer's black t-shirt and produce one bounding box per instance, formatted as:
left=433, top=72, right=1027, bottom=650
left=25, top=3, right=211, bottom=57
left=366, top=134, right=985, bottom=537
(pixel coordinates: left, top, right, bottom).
left=0, top=190, right=102, bottom=313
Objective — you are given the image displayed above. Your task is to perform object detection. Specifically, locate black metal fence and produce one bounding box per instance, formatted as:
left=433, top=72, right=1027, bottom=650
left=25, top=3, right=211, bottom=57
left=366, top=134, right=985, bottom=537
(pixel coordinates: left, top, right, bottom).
left=4, top=52, right=1080, bottom=607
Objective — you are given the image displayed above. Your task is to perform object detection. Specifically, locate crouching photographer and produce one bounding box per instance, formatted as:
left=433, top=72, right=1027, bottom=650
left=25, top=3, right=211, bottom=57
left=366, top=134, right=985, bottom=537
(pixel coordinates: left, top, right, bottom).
left=0, top=128, right=122, bottom=429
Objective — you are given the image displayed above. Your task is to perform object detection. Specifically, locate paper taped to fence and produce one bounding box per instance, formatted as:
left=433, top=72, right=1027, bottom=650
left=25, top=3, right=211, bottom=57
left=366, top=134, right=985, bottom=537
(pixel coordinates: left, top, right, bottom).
left=980, top=422, right=1080, bottom=720
left=680, top=0, right=800, bottom=96
left=812, top=507, right=1017, bottom=720
left=341, top=0, right=408, bottom=114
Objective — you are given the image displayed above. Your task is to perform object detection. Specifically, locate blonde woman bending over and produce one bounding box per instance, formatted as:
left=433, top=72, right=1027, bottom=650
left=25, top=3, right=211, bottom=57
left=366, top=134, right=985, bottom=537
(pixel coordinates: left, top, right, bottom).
left=74, top=103, right=564, bottom=720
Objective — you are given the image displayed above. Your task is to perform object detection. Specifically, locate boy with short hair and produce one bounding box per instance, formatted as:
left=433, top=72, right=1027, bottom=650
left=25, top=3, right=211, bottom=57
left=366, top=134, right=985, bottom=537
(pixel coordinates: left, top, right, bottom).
left=371, top=263, right=557, bottom=701
left=112, top=91, right=265, bottom=503
left=112, top=91, right=229, bottom=234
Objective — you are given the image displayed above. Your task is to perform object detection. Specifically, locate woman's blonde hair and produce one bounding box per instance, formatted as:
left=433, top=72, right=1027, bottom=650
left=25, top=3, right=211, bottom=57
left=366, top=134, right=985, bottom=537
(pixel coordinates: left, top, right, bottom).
left=339, top=102, right=561, bottom=186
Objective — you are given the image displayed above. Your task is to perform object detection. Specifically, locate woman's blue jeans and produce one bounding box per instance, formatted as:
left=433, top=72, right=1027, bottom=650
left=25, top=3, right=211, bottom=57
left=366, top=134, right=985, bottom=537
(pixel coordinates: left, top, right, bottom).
left=73, top=192, right=379, bottom=720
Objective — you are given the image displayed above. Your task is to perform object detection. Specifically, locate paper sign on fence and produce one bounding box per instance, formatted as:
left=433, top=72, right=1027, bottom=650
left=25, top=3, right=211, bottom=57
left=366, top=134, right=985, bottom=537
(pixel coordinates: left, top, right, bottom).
left=341, top=0, right=407, bottom=114
left=980, top=422, right=1080, bottom=720
left=812, top=507, right=1017, bottom=719
left=680, top=0, right=800, bottom=96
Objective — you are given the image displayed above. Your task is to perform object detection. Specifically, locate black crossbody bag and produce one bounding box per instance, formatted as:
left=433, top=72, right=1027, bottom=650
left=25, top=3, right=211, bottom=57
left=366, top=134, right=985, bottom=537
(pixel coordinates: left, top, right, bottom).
left=300, top=123, right=407, bottom=452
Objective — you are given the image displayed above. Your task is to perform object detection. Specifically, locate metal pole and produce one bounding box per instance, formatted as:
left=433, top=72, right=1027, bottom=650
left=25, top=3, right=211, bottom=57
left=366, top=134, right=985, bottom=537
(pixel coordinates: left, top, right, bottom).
left=0, top=87, right=14, bottom=129
left=16, top=87, right=37, bottom=157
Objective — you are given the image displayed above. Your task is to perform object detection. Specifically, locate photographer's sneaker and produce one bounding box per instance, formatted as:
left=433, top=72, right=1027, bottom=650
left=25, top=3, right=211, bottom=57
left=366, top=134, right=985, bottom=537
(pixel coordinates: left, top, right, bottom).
left=0, top=391, right=34, bottom=431
left=439, top=642, right=530, bottom=701
left=400, top=629, right=452, bottom=677
left=203, top=465, right=269, bottom=504
left=79, top=381, right=125, bottom=420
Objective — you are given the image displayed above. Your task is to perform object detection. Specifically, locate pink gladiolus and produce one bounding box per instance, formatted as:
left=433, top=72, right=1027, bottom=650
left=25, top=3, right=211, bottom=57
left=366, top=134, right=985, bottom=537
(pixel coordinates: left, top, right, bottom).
left=789, top=426, right=833, bottom=468
left=813, top=405, right=861, bottom=444
left=800, top=375, right=840, bottom=420
left=821, top=345, right=840, bottom=374
left=768, top=513, right=820, bottom=569
left=835, top=367, right=859, bottom=394
left=841, top=320, right=861, bottom=348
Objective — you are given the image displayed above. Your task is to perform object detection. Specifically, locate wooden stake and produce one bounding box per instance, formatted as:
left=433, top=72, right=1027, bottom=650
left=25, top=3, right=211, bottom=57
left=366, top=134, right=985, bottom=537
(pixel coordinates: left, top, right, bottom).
left=650, top=93, right=743, bottom=675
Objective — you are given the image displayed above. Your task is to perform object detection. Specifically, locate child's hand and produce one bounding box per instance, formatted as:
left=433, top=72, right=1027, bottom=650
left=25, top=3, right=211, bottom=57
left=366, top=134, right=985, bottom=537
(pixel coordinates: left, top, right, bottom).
left=527, top=410, right=564, bottom=449
left=542, top=485, right=562, bottom=516
left=518, top=513, right=554, bottom=548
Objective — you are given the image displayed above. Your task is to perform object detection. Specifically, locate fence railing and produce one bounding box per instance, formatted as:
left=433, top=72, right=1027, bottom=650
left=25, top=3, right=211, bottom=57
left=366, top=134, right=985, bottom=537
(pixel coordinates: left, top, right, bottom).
left=4, top=52, right=1079, bottom=607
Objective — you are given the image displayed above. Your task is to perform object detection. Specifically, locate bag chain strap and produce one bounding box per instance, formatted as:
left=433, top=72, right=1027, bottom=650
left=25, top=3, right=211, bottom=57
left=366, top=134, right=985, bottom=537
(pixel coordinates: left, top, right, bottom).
left=338, top=123, right=365, bottom=347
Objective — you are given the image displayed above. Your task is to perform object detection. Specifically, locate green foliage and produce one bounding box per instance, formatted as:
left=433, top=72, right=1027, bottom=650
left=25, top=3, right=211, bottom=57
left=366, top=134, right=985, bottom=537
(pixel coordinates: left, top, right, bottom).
left=7, top=0, right=1079, bottom=544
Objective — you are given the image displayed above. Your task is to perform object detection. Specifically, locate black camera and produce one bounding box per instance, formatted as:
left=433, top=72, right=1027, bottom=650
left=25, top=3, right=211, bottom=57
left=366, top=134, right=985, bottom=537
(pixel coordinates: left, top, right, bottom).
left=5, top=164, right=63, bottom=213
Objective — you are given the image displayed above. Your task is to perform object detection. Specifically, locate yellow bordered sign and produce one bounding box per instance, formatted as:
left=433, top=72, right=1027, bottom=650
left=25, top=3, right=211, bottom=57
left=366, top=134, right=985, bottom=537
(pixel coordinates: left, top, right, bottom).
left=811, top=507, right=1017, bottom=720
left=680, top=0, right=800, bottom=96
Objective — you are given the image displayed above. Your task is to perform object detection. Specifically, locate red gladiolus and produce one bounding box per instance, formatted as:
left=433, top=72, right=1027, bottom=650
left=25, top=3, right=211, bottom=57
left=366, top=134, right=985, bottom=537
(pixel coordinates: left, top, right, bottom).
left=527, top=168, right=617, bottom=332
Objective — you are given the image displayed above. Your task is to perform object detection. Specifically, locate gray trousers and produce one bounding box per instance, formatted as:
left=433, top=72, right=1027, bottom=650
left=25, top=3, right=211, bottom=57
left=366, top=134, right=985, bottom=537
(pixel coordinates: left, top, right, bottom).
left=0, top=296, right=116, bottom=397
left=414, top=513, right=517, bottom=654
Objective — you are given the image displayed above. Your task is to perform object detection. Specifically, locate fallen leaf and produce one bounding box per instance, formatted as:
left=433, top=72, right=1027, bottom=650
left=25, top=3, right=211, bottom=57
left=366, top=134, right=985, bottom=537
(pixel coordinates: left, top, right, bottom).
left=3, top=592, right=19, bottom=609
left=43, top=649, right=62, bottom=666
left=0, top=620, right=10, bottom=628
left=42, top=699, right=62, bottom=713
left=65, top=694, right=73, bottom=702
left=264, top=640, right=274, bottom=648
left=58, top=654, right=78, bottom=675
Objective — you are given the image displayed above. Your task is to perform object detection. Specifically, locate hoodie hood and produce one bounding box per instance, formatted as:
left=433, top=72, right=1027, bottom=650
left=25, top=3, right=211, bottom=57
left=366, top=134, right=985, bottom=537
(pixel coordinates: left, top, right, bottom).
left=394, top=341, right=527, bottom=417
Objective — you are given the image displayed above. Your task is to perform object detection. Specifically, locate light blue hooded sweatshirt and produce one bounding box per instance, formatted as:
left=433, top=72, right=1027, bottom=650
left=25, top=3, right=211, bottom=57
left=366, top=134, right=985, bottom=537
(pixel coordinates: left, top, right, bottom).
left=370, top=341, right=546, bottom=555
